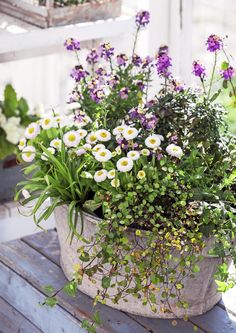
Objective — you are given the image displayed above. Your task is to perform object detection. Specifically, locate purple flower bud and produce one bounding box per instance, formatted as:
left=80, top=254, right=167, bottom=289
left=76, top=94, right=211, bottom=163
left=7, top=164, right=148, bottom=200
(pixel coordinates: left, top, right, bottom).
left=206, top=35, right=223, bottom=52
left=142, top=56, right=154, bottom=69
left=119, top=87, right=130, bottom=99
left=64, top=38, right=80, bottom=51
left=70, top=65, right=89, bottom=82
left=132, top=54, right=142, bottom=67
left=192, top=61, right=206, bottom=79
left=99, top=42, right=114, bottom=61
left=86, top=48, right=99, bottom=64
left=95, top=66, right=107, bottom=77
left=135, top=10, right=150, bottom=27
left=117, top=53, right=128, bottom=66
left=220, top=66, right=235, bottom=80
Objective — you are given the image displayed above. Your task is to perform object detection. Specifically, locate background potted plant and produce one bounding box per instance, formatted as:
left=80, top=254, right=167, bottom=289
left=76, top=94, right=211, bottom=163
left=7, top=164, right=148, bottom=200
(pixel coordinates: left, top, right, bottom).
left=0, top=84, right=37, bottom=202
left=16, top=11, right=236, bottom=332
left=0, top=0, right=122, bottom=29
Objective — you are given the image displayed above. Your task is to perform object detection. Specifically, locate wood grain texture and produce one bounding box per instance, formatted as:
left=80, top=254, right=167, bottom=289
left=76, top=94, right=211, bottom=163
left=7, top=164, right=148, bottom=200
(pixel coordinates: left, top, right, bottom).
left=0, top=239, right=150, bottom=333
left=0, top=296, right=42, bottom=333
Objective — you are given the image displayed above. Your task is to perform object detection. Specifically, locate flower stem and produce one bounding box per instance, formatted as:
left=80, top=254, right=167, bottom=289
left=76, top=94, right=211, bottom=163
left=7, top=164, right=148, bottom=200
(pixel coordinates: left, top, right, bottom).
left=132, top=26, right=140, bottom=56
left=207, top=52, right=217, bottom=100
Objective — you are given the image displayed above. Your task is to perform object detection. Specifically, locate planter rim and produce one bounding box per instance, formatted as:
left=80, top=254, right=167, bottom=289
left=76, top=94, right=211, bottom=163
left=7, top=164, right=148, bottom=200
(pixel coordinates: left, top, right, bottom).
left=57, top=204, right=223, bottom=259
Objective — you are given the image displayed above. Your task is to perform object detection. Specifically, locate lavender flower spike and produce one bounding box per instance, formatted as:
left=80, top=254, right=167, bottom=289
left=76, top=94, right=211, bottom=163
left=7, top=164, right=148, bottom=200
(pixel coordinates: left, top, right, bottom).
left=192, top=61, right=206, bottom=79
left=220, top=66, right=235, bottom=80
left=206, top=35, right=223, bottom=52
left=64, top=38, right=81, bottom=51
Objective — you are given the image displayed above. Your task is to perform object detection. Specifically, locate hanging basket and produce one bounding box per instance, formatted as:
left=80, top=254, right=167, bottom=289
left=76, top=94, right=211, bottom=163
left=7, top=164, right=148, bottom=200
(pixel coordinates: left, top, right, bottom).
left=0, top=0, right=122, bottom=28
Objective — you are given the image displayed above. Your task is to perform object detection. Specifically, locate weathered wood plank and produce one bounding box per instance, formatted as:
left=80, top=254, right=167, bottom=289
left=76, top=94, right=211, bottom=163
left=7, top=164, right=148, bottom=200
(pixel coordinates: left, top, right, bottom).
left=0, top=239, right=149, bottom=333
left=22, top=229, right=60, bottom=266
left=190, top=306, right=236, bottom=333
left=0, top=296, right=42, bottom=333
left=0, top=262, right=86, bottom=333
left=130, top=315, right=206, bottom=333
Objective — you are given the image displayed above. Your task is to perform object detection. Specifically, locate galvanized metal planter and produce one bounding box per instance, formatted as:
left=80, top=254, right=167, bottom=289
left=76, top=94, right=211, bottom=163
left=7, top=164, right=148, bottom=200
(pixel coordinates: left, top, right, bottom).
left=0, top=156, right=23, bottom=203
left=0, top=0, right=122, bottom=28
left=55, top=205, right=226, bottom=319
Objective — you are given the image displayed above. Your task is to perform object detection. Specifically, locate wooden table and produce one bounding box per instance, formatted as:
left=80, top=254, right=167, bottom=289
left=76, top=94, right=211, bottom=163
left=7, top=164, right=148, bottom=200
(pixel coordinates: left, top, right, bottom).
left=0, top=230, right=235, bottom=333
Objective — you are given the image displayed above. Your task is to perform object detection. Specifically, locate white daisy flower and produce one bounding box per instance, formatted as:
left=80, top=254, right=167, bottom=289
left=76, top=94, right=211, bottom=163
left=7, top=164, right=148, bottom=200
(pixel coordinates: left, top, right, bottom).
left=112, top=125, right=127, bottom=136
left=127, top=150, right=140, bottom=161
left=145, top=134, right=161, bottom=149
left=41, top=147, right=55, bottom=161
left=92, top=144, right=105, bottom=155
left=107, top=169, right=116, bottom=179
left=63, top=131, right=80, bottom=147
left=166, top=144, right=183, bottom=159
left=25, top=122, right=40, bottom=139
left=76, top=148, right=86, bottom=156
left=18, top=138, right=27, bottom=151
left=77, top=129, right=87, bottom=139
left=111, top=178, right=120, bottom=188
left=94, top=149, right=112, bottom=162
left=123, top=127, right=139, bottom=141
left=86, top=132, right=97, bottom=145
left=22, top=146, right=36, bottom=163
left=81, top=171, right=93, bottom=179
left=141, top=148, right=150, bottom=156
left=96, top=129, right=111, bottom=142
left=83, top=143, right=92, bottom=150
left=41, top=117, right=57, bottom=130
left=117, top=157, right=134, bottom=172
left=137, top=170, right=146, bottom=179
left=55, top=115, right=73, bottom=128
left=94, top=169, right=107, bottom=182
left=115, top=146, right=122, bottom=155
left=50, top=138, right=62, bottom=151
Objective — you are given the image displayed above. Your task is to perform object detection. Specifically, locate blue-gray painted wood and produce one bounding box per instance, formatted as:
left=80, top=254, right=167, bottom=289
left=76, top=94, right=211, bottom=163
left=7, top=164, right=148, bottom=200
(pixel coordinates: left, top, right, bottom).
left=0, top=239, right=150, bottom=333
left=190, top=306, right=236, bottom=333
left=0, top=296, right=42, bottom=333
left=0, top=262, right=86, bottom=333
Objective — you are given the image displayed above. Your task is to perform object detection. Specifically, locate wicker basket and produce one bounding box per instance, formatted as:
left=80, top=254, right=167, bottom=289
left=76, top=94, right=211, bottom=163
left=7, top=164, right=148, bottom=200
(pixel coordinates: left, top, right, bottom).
left=0, top=0, right=122, bottom=28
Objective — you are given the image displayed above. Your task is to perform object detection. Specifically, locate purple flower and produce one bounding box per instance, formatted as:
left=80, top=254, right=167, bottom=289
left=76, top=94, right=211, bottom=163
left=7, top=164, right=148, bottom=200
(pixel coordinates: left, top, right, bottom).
left=119, top=87, right=130, bottom=99
left=117, top=53, right=128, bottom=66
left=135, top=10, right=150, bottom=28
left=141, top=114, right=158, bottom=130
left=135, top=80, right=145, bottom=91
left=86, top=48, right=99, bottom=64
left=108, top=74, right=119, bottom=88
left=132, top=54, right=142, bottom=67
left=156, top=46, right=172, bottom=77
left=64, top=38, right=81, bottom=51
left=172, top=79, right=185, bottom=92
left=192, top=61, right=206, bottom=79
left=70, top=65, right=89, bottom=82
left=90, top=88, right=105, bottom=103
left=170, top=134, right=178, bottom=143
left=129, top=107, right=139, bottom=119
left=220, top=66, right=235, bottom=80
left=145, top=100, right=155, bottom=108
left=99, top=42, right=114, bottom=60
left=142, top=56, right=154, bottom=69
left=68, top=90, right=83, bottom=103
left=74, top=110, right=86, bottom=123
left=95, top=66, right=107, bottom=77
left=206, top=35, right=223, bottom=52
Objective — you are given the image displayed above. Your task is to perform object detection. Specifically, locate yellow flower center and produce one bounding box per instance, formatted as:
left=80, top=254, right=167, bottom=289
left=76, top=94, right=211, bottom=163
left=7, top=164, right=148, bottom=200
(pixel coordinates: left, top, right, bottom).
left=90, top=135, right=96, bottom=142
left=28, top=128, right=35, bottom=134
left=68, top=134, right=76, bottom=142
left=121, top=160, right=128, bottom=166
left=44, top=119, right=51, bottom=125
left=100, top=151, right=107, bottom=157
left=149, top=138, right=156, bottom=144
left=25, top=152, right=32, bottom=157
left=127, top=129, right=133, bottom=135
left=100, top=132, right=107, bottom=138
left=97, top=171, right=104, bottom=176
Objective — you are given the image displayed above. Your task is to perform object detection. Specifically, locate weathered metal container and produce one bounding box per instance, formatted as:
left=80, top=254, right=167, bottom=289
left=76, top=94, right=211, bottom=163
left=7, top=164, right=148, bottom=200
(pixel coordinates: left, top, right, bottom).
left=55, top=205, right=226, bottom=318
left=0, top=0, right=122, bottom=29
left=0, top=156, right=23, bottom=202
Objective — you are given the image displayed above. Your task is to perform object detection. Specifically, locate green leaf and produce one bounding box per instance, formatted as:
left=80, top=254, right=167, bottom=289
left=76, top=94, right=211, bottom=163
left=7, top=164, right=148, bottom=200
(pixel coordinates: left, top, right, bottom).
left=92, top=311, right=102, bottom=325
left=4, top=84, right=18, bottom=117
left=83, top=200, right=102, bottom=212
left=18, top=97, right=29, bottom=117
left=223, top=80, right=228, bottom=89
left=102, top=276, right=111, bottom=289
left=44, top=297, right=57, bottom=307
left=192, top=265, right=200, bottom=273
left=221, top=61, right=229, bottom=70
left=63, top=281, right=77, bottom=298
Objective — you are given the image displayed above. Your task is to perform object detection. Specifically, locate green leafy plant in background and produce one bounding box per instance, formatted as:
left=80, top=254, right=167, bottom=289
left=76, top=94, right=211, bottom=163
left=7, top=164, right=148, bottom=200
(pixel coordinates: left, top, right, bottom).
left=0, top=84, right=37, bottom=160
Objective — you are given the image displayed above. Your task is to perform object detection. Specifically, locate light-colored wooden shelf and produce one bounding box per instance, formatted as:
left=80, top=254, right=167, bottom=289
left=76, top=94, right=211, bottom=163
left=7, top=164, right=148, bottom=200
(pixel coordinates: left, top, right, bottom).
left=0, top=11, right=134, bottom=62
